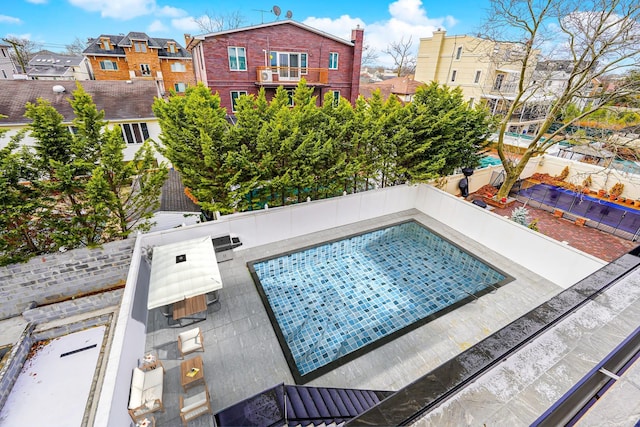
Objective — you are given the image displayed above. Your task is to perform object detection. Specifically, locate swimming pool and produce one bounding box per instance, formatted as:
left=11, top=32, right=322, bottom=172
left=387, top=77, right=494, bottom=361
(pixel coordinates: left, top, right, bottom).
left=249, top=221, right=511, bottom=383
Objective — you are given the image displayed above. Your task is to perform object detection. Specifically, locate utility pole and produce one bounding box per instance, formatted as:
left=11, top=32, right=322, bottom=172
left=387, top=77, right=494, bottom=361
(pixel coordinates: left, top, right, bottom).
left=2, top=38, right=27, bottom=73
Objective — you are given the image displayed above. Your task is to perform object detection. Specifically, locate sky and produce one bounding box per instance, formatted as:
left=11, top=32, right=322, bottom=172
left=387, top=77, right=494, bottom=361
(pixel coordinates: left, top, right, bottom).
left=1, top=0, right=491, bottom=66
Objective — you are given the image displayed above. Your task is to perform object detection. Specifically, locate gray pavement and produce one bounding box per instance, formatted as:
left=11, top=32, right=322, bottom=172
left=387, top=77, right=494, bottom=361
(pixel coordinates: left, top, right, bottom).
left=144, top=209, right=562, bottom=426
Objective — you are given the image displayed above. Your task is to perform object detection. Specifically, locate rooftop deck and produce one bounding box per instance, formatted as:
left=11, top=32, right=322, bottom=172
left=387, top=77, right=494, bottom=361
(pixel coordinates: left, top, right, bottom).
left=144, top=209, right=562, bottom=426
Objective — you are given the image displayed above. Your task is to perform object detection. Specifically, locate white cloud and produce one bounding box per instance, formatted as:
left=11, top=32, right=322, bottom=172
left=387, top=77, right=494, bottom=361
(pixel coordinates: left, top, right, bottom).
left=171, top=16, right=200, bottom=32
left=68, top=0, right=156, bottom=20
left=147, top=19, right=168, bottom=33
left=25, top=0, right=47, bottom=3
left=157, top=6, right=187, bottom=18
left=0, top=15, right=22, bottom=25
left=304, top=0, right=458, bottom=66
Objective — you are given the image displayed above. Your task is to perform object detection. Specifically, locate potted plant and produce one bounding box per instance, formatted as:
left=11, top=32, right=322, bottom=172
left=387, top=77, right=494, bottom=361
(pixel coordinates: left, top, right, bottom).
left=598, top=189, right=606, bottom=197
left=610, top=182, right=624, bottom=200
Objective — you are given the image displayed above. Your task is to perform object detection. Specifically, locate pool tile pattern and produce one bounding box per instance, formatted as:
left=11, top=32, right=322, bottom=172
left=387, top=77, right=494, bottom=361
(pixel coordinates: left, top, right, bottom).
left=252, top=221, right=507, bottom=377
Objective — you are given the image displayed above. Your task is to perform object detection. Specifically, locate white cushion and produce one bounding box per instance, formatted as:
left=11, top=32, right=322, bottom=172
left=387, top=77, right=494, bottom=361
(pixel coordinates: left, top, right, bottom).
left=131, top=368, right=145, bottom=389
left=129, top=386, right=143, bottom=409
left=179, top=328, right=200, bottom=341
left=144, top=366, right=164, bottom=388
left=143, top=385, right=162, bottom=403
left=181, top=339, right=201, bottom=353
left=181, top=391, right=208, bottom=413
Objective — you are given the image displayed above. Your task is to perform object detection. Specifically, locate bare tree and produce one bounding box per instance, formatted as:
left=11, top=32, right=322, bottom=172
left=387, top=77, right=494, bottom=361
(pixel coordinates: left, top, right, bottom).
left=384, top=36, right=417, bottom=76
left=2, top=37, right=42, bottom=73
left=194, top=10, right=244, bottom=33
left=64, top=37, right=89, bottom=56
left=481, top=0, right=640, bottom=199
left=362, top=43, right=379, bottom=67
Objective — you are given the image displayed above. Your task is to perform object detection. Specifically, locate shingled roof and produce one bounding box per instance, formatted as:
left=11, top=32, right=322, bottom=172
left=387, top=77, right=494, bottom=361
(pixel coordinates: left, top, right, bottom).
left=0, top=80, right=160, bottom=125
left=83, top=32, right=191, bottom=59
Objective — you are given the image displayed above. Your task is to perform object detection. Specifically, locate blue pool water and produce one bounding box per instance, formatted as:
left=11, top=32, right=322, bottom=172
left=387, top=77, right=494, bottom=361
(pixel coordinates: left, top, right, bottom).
left=250, top=221, right=508, bottom=381
left=478, top=156, right=502, bottom=168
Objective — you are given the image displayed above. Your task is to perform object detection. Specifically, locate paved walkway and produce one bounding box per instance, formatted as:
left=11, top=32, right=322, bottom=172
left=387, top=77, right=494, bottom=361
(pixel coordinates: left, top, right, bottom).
left=483, top=200, right=638, bottom=262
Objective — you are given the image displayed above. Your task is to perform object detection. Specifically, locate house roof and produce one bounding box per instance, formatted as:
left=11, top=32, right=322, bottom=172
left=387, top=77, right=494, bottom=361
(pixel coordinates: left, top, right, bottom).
left=0, top=80, right=159, bottom=125
left=189, top=20, right=355, bottom=49
left=29, top=53, right=85, bottom=67
left=83, top=32, right=191, bottom=59
left=359, top=76, right=424, bottom=100
left=159, top=169, right=201, bottom=213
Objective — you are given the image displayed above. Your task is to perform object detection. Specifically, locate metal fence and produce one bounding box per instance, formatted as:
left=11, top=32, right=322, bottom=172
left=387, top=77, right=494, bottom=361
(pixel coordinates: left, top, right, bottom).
left=517, top=183, right=640, bottom=241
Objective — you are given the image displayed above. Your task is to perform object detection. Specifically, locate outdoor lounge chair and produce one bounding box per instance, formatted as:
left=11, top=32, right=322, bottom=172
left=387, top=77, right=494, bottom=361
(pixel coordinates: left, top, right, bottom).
left=179, top=388, right=213, bottom=426
left=128, top=366, right=165, bottom=421
left=178, top=327, right=204, bottom=359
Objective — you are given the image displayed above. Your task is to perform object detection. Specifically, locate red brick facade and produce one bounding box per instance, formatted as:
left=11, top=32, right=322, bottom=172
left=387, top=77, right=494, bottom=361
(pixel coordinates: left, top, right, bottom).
left=188, top=21, right=363, bottom=113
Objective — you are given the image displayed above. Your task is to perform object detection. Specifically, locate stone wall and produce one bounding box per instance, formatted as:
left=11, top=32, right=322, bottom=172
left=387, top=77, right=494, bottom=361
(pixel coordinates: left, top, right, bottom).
left=0, top=239, right=134, bottom=320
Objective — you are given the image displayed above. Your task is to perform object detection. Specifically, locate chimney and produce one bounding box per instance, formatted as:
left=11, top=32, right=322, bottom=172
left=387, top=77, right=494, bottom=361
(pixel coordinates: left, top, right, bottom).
left=350, top=25, right=365, bottom=105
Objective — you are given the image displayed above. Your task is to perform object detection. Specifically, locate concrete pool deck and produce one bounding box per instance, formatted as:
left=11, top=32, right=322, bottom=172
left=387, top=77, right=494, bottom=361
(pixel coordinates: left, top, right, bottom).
left=145, top=209, right=562, bottom=426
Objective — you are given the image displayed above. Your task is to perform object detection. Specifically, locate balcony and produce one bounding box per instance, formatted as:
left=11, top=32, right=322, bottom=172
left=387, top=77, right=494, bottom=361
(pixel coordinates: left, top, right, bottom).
left=256, top=66, right=329, bottom=86
left=128, top=69, right=159, bottom=80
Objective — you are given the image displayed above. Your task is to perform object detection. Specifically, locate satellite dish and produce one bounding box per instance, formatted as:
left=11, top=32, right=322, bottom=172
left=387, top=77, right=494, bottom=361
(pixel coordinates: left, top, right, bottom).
left=285, top=10, right=293, bottom=19
left=272, top=5, right=281, bottom=18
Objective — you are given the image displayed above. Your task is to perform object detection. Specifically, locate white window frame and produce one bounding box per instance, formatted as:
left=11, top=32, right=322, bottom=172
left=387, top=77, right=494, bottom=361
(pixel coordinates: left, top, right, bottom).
left=120, top=122, right=150, bottom=144
left=134, top=41, right=147, bottom=53
left=228, top=47, right=247, bottom=71
left=329, top=52, right=339, bottom=70
left=99, top=60, right=118, bottom=70
left=474, top=70, right=482, bottom=84
left=174, top=82, right=186, bottom=92
left=170, top=62, right=186, bottom=72
left=455, top=46, right=463, bottom=60
left=451, top=70, right=457, bottom=82
left=270, top=51, right=308, bottom=80
left=230, top=91, right=248, bottom=112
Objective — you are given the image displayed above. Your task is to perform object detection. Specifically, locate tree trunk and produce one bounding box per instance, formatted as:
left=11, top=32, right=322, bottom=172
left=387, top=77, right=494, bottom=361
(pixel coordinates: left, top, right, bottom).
left=496, top=151, right=533, bottom=199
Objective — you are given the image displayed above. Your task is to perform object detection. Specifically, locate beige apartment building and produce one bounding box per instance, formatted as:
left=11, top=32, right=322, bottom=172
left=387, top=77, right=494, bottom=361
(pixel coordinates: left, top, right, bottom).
left=415, top=30, right=547, bottom=134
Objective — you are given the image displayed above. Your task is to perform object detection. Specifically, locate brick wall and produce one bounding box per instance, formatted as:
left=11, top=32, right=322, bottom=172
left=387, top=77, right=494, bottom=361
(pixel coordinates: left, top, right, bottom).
left=87, top=56, right=130, bottom=81
left=199, top=23, right=363, bottom=111
left=159, top=58, right=196, bottom=94
left=0, top=239, right=134, bottom=320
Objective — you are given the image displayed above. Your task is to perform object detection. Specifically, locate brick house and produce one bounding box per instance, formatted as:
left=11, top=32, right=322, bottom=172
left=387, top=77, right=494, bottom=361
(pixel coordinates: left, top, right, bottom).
left=82, top=32, right=195, bottom=95
left=185, top=21, right=364, bottom=113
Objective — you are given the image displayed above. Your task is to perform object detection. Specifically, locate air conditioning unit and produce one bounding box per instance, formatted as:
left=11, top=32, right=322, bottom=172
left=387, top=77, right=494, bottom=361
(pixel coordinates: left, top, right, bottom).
left=260, top=69, right=273, bottom=82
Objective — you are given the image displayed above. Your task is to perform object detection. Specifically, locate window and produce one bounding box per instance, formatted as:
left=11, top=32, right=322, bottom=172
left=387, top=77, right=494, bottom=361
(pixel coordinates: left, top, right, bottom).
left=286, top=90, right=294, bottom=107
left=170, top=62, right=186, bottom=72
left=228, top=47, right=247, bottom=71
left=134, top=42, right=147, bottom=53
left=99, top=60, right=118, bottom=70
left=493, top=73, right=505, bottom=90
left=140, top=64, right=151, bottom=76
left=332, top=91, right=340, bottom=107
left=100, top=38, right=111, bottom=50
left=329, top=52, right=339, bottom=69
left=230, top=91, right=248, bottom=112
left=451, top=70, right=457, bottom=82
left=168, top=43, right=176, bottom=53
left=456, top=46, right=462, bottom=60
left=469, top=97, right=475, bottom=107
left=120, top=123, right=149, bottom=144
left=269, top=51, right=308, bottom=79
left=474, top=70, right=481, bottom=84
left=174, top=83, right=186, bottom=92
left=67, top=126, right=78, bottom=135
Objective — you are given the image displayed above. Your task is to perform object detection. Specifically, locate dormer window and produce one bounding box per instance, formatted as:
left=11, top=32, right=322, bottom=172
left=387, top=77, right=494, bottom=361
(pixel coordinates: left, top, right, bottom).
left=168, top=42, right=177, bottom=53
left=99, top=37, right=112, bottom=50
left=134, top=41, right=147, bottom=53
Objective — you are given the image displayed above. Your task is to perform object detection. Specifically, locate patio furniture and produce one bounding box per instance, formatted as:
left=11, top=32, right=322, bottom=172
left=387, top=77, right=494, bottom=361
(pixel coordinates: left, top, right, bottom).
left=180, top=355, right=205, bottom=392
left=179, top=388, right=213, bottom=426
left=173, top=294, right=207, bottom=326
left=178, top=327, right=204, bottom=359
left=128, top=366, right=165, bottom=422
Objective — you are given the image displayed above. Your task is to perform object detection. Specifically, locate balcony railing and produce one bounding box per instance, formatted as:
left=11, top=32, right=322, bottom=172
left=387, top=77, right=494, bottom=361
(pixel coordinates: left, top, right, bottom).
left=488, top=82, right=519, bottom=95
left=256, top=66, right=329, bottom=85
left=129, top=70, right=158, bottom=79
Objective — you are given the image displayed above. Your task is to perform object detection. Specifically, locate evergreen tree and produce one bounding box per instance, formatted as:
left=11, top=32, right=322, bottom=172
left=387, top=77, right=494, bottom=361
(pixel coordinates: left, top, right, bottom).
left=152, top=83, right=231, bottom=216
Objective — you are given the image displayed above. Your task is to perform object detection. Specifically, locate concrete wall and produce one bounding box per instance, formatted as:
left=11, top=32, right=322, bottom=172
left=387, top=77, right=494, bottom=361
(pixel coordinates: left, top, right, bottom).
left=0, top=239, right=134, bottom=320
left=415, top=184, right=606, bottom=288
left=0, top=324, right=35, bottom=410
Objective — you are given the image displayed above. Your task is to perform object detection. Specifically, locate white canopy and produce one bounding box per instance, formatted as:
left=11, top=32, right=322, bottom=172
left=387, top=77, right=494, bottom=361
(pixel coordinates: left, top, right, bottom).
left=147, top=236, right=223, bottom=310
